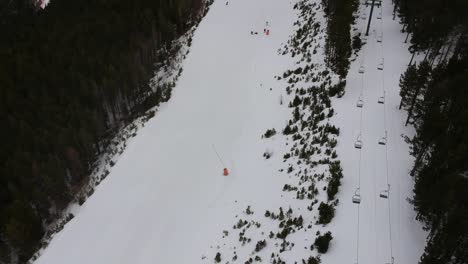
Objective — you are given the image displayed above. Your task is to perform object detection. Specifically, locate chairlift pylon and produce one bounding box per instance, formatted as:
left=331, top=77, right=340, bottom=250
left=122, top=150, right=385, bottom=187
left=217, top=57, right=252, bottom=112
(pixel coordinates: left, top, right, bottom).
left=352, top=188, right=361, bottom=204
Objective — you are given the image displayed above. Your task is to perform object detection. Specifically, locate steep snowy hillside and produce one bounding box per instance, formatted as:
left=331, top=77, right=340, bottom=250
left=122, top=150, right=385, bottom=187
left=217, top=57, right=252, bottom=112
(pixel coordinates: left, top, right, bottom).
left=33, top=0, right=426, bottom=263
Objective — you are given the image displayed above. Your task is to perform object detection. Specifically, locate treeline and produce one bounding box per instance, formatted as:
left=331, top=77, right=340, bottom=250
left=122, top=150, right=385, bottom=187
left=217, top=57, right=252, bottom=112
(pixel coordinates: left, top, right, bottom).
left=395, top=0, right=468, bottom=263
left=0, top=0, right=205, bottom=262
left=322, top=0, right=358, bottom=77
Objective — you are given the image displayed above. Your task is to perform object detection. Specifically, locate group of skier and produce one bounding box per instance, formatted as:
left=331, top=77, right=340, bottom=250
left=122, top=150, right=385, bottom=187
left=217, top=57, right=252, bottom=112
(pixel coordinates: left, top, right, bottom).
left=250, top=21, right=270, bottom=36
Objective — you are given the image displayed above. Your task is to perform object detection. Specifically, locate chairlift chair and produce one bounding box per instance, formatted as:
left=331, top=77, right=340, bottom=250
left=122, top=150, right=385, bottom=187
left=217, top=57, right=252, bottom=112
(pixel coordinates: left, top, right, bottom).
left=378, top=91, right=385, bottom=104
left=355, top=135, right=363, bottom=149
left=380, top=190, right=389, bottom=198
left=380, top=184, right=390, bottom=199
left=362, top=35, right=368, bottom=44
left=356, top=99, right=364, bottom=108
left=358, top=65, right=365, bottom=74
left=352, top=188, right=361, bottom=204
left=378, top=131, right=387, bottom=145
left=378, top=136, right=387, bottom=145
left=377, top=33, right=383, bottom=43
left=377, top=60, right=384, bottom=70
left=378, top=96, right=385, bottom=104
left=377, top=12, right=382, bottom=19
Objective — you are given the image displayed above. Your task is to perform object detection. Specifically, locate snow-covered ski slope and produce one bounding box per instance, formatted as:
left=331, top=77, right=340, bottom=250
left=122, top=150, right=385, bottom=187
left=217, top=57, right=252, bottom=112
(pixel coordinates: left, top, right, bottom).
left=35, top=0, right=297, bottom=263
left=35, top=0, right=426, bottom=263
left=326, top=1, right=427, bottom=264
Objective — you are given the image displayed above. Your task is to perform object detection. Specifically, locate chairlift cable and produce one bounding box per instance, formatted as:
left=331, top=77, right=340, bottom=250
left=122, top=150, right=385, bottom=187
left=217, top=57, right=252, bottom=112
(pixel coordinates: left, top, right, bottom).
left=379, top=5, right=395, bottom=263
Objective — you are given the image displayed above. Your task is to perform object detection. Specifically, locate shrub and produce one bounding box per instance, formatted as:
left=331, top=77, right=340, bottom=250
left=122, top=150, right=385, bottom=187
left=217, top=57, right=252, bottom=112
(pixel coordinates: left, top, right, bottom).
left=263, top=128, right=277, bottom=138
left=314, top=231, right=333, bottom=253
left=327, top=161, right=343, bottom=200
left=318, top=202, right=335, bottom=224
left=255, top=240, right=267, bottom=252
left=303, top=256, right=321, bottom=264
left=328, top=79, right=346, bottom=97
left=215, top=252, right=221, bottom=263
left=352, top=34, right=362, bottom=51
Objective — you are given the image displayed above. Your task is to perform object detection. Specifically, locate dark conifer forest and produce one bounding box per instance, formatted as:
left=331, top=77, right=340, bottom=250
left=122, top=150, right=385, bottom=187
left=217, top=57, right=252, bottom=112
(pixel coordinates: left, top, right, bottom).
left=0, top=0, right=204, bottom=261
left=395, top=0, right=468, bottom=263
left=322, top=0, right=358, bottom=78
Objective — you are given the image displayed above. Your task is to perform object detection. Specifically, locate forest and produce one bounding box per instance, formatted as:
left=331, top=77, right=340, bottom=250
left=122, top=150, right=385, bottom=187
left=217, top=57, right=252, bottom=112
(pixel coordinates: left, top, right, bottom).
left=395, top=0, right=468, bottom=263
left=322, top=0, right=358, bottom=78
left=0, top=0, right=204, bottom=261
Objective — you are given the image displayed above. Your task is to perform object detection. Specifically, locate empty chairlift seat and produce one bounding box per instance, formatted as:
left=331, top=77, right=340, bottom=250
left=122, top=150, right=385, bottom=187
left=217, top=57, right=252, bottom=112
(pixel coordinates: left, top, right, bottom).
left=380, top=190, right=389, bottom=198
left=356, top=98, right=364, bottom=108
left=378, top=91, right=385, bottom=104
left=358, top=65, right=365, bottom=74
left=352, top=188, right=361, bottom=204
left=378, top=95, right=385, bottom=104
left=378, top=136, right=387, bottom=145
left=378, top=131, right=387, bottom=145
left=377, top=58, right=384, bottom=70
left=355, top=135, right=363, bottom=149
left=380, top=184, right=390, bottom=199
left=361, top=35, right=368, bottom=44
left=377, top=33, right=383, bottom=43
left=377, top=11, right=382, bottom=19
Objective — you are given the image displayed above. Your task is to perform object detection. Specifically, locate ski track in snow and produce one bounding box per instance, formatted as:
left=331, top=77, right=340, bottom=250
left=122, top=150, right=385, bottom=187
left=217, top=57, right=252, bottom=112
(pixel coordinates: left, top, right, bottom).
left=34, top=0, right=426, bottom=263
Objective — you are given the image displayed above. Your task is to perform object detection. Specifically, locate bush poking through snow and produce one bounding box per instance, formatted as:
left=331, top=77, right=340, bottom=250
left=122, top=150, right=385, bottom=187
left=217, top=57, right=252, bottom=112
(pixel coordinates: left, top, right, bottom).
left=303, top=256, right=321, bottom=264
left=255, top=240, right=267, bottom=252
left=263, top=128, right=277, bottom=138
left=328, top=79, right=346, bottom=97
left=327, top=161, right=343, bottom=200
left=318, top=202, right=335, bottom=225
left=245, top=206, right=254, bottom=215
left=215, top=252, right=221, bottom=263
left=314, top=232, right=333, bottom=253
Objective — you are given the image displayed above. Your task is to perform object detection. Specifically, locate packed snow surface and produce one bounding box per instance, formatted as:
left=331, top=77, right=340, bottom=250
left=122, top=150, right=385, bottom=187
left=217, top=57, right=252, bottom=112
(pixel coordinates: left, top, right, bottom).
left=35, top=0, right=426, bottom=263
